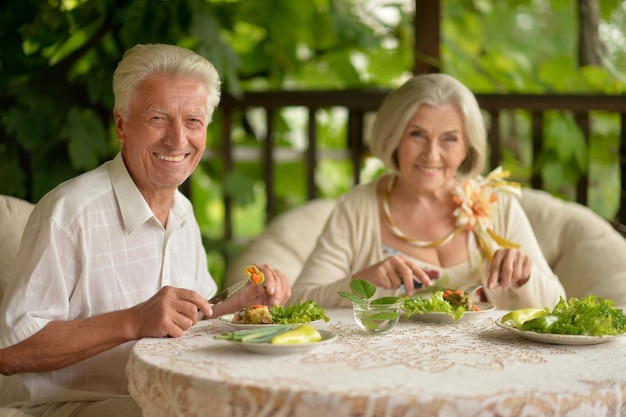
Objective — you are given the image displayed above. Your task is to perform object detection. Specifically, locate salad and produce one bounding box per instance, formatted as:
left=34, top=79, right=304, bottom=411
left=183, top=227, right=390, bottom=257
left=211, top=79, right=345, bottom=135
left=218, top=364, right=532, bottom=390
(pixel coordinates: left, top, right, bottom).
left=501, top=295, right=626, bottom=336
left=401, top=289, right=480, bottom=321
left=268, top=300, right=330, bottom=324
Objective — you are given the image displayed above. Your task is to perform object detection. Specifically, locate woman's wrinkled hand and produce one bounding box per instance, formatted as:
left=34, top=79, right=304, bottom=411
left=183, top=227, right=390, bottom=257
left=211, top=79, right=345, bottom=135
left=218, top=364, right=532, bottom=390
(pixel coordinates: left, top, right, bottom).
left=487, top=248, right=532, bottom=290
left=351, top=255, right=433, bottom=297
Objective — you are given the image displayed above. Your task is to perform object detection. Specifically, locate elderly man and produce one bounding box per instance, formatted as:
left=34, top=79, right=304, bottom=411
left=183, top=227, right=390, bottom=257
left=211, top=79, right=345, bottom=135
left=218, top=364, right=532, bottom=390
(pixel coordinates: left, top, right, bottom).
left=0, top=43, right=291, bottom=416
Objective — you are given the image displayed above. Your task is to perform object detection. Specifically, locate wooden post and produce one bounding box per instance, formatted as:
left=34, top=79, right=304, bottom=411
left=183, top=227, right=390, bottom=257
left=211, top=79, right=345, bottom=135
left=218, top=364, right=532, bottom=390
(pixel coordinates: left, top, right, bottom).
left=413, top=0, right=441, bottom=74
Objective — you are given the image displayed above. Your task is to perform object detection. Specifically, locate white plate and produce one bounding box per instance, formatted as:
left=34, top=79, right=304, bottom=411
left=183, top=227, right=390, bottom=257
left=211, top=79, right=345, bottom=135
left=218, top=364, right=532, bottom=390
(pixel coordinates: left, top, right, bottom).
left=404, top=302, right=495, bottom=323
left=217, top=314, right=321, bottom=330
left=217, top=313, right=283, bottom=330
left=495, top=317, right=626, bottom=345
left=222, top=330, right=336, bottom=355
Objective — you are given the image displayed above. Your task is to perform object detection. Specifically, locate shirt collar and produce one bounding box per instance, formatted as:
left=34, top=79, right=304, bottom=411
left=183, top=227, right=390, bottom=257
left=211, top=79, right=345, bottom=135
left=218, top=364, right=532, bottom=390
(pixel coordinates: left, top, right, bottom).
left=109, top=153, right=188, bottom=233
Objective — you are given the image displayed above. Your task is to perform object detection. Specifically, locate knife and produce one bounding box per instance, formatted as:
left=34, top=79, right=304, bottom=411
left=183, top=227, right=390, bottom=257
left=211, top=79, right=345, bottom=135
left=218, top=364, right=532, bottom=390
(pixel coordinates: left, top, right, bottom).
left=207, top=278, right=249, bottom=305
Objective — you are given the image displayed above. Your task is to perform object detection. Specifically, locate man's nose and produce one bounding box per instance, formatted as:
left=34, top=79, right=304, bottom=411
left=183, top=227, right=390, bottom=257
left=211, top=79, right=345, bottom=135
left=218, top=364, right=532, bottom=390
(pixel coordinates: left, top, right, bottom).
left=165, top=120, right=187, bottom=147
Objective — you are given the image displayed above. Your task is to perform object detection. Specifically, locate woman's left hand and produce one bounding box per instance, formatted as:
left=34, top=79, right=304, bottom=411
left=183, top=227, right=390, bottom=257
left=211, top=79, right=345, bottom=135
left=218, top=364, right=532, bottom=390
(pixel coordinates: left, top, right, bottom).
left=487, top=248, right=532, bottom=290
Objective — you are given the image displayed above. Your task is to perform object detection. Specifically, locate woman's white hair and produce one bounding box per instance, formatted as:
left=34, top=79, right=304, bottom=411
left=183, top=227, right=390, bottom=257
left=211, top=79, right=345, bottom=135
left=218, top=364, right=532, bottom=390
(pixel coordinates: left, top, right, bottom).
left=368, top=73, right=486, bottom=179
left=113, top=43, right=221, bottom=122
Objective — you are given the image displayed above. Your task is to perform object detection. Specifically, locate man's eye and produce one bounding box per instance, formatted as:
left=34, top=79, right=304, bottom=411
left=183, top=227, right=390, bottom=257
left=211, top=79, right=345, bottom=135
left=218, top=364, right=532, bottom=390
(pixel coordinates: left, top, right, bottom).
left=187, top=119, right=205, bottom=128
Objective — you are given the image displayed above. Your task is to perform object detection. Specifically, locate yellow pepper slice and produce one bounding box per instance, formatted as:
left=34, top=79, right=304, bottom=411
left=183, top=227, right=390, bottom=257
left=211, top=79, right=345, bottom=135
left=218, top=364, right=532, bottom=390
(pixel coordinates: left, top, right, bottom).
left=245, top=264, right=265, bottom=285
left=271, top=324, right=322, bottom=345
left=501, top=308, right=548, bottom=329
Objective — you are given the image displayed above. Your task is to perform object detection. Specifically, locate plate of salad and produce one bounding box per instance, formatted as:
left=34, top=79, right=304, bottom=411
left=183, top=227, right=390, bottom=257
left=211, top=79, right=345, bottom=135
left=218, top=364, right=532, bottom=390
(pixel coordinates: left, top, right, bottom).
left=495, top=295, right=626, bottom=345
left=214, top=324, right=336, bottom=355
left=217, top=300, right=329, bottom=330
left=401, top=290, right=494, bottom=323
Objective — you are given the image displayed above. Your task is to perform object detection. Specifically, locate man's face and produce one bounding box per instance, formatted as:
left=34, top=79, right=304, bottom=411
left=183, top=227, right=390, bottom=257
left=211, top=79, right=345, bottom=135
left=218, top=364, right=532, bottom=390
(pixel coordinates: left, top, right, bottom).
left=114, top=74, right=209, bottom=198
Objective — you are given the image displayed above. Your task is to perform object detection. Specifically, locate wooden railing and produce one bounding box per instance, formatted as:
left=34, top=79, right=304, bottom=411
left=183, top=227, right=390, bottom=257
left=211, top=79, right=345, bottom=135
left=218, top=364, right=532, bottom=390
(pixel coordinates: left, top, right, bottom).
left=210, top=91, right=626, bottom=241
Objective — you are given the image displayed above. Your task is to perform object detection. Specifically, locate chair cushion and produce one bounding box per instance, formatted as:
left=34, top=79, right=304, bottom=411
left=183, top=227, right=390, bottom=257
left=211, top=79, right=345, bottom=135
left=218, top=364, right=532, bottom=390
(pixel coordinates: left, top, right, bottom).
left=0, top=195, right=34, bottom=301
left=224, top=199, right=335, bottom=288
left=521, top=188, right=626, bottom=308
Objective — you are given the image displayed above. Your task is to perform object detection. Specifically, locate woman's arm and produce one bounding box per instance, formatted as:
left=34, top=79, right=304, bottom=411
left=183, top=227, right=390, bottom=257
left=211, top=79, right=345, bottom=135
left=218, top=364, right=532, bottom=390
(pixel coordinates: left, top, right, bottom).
left=484, top=193, right=566, bottom=310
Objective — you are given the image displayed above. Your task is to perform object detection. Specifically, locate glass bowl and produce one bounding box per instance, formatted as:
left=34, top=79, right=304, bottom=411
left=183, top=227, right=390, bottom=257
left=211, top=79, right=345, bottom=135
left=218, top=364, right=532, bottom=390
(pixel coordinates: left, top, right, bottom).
left=352, top=302, right=401, bottom=333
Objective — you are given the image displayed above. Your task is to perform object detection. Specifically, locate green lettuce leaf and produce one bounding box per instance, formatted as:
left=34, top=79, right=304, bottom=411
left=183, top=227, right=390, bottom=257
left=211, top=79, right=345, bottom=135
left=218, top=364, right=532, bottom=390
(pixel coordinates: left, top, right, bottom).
left=270, top=300, right=330, bottom=324
left=401, top=291, right=466, bottom=321
left=547, top=295, right=626, bottom=336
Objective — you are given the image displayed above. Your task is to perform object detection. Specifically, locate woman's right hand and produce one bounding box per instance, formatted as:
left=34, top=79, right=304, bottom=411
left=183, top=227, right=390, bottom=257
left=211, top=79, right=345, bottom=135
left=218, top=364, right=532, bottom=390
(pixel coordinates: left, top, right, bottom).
left=351, top=255, right=433, bottom=297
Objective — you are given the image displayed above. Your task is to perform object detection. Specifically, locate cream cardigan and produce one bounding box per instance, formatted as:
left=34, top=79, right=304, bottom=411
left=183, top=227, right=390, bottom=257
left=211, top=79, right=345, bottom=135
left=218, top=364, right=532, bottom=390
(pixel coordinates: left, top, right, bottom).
left=290, top=176, right=566, bottom=310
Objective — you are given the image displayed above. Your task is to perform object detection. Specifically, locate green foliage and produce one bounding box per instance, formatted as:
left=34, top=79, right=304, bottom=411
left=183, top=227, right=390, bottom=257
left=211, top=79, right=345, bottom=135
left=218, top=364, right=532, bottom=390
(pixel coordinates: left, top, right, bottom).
left=2, top=0, right=626, bottom=283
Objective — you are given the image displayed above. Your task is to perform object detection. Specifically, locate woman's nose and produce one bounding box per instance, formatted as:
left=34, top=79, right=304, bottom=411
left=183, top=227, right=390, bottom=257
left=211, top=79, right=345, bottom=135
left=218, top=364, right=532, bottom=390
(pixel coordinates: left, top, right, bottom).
left=422, top=141, right=439, bottom=161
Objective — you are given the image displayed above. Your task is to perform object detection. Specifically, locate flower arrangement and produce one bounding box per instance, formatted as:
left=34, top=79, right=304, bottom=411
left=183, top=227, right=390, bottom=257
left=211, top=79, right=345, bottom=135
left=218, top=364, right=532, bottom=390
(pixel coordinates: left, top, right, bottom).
left=452, top=166, right=522, bottom=259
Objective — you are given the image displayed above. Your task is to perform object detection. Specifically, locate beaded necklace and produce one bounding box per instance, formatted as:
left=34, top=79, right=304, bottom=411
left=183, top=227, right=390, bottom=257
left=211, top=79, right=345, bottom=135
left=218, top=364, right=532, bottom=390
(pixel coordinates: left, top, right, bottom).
left=381, top=167, right=522, bottom=259
left=382, top=175, right=461, bottom=248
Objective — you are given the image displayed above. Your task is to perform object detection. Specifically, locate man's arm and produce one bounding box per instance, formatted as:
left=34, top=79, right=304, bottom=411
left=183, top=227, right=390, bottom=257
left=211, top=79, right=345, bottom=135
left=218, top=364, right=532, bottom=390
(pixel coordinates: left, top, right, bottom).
left=0, top=286, right=212, bottom=375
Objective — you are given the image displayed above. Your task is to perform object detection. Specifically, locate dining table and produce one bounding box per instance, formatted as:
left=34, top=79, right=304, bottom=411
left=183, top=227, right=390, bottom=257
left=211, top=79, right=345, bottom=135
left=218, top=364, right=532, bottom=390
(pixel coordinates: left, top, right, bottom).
left=126, top=307, right=626, bottom=417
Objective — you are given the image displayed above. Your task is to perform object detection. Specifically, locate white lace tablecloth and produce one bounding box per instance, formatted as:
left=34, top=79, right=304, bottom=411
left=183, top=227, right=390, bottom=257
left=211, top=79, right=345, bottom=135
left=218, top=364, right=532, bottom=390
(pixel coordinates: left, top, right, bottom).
left=126, top=308, right=626, bottom=417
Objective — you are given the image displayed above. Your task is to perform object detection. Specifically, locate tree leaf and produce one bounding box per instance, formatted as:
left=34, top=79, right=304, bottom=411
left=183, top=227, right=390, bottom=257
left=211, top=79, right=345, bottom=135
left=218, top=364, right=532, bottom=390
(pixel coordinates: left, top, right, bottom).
left=63, top=107, right=108, bottom=170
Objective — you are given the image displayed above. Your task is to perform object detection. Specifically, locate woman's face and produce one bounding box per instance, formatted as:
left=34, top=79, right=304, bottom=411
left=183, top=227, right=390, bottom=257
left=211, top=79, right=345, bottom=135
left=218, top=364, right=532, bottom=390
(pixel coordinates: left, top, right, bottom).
left=396, top=104, right=468, bottom=193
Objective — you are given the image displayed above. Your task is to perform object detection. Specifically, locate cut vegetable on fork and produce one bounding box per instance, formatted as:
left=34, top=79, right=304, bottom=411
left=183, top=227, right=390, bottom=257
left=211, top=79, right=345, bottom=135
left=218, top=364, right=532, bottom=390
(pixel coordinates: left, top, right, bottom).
left=245, top=265, right=266, bottom=285
left=208, top=264, right=267, bottom=305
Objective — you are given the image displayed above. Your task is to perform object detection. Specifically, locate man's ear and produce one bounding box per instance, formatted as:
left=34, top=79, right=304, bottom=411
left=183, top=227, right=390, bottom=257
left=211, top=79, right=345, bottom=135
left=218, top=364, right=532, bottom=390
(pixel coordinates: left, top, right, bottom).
left=113, top=109, right=126, bottom=144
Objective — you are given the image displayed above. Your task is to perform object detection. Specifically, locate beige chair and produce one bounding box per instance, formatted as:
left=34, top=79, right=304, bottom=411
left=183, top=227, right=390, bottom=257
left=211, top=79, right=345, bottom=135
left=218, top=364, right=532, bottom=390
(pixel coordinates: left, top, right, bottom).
left=225, top=189, right=626, bottom=308
left=521, top=189, right=626, bottom=307
left=0, top=195, right=34, bottom=413
left=0, top=195, right=34, bottom=302
left=226, top=199, right=336, bottom=285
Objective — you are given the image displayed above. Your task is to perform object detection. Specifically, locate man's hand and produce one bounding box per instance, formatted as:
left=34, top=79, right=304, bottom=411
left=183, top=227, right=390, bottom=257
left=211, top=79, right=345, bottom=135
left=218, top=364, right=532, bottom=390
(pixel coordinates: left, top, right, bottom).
left=240, top=264, right=291, bottom=307
left=0, top=285, right=213, bottom=375
left=128, top=286, right=212, bottom=338
left=210, top=264, right=292, bottom=318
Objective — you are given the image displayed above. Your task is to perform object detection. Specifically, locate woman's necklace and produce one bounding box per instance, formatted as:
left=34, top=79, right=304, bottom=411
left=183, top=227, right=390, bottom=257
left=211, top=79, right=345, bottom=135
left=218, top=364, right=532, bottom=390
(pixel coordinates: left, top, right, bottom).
left=382, top=175, right=462, bottom=248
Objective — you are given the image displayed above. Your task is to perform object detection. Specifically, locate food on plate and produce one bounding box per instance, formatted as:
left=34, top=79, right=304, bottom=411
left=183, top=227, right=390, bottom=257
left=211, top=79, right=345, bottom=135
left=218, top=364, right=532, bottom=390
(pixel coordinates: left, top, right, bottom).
left=214, top=324, right=322, bottom=345
left=270, top=324, right=322, bottom=345
left=245, top=264, right=266, bottom=285
left=215, top=325, right=292, bottom=343
left=401, top=289, right=481, bottom=321
left=500, top=308, right=547, bottom=328
left=268, top=299, right=330, bottom=324
left=230, top=300, right=330, bottom=325
left=441, top=289, right=479, bottom=311
left=501, top=295, right=626, bottom=336
left=520, top=315, right=560, bottom=333
left=234, top=304, right=274, bottom=324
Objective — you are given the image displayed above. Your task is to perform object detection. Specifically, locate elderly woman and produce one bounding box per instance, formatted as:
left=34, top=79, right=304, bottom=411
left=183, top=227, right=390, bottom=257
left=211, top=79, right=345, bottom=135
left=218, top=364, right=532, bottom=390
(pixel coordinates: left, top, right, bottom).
left=290, top=73, right=565, bottom=310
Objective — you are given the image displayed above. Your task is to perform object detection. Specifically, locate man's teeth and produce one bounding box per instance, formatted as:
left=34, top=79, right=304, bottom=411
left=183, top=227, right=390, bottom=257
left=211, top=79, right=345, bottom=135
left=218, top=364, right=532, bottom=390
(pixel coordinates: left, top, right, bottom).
left=158, top=154, right=185, bottom=162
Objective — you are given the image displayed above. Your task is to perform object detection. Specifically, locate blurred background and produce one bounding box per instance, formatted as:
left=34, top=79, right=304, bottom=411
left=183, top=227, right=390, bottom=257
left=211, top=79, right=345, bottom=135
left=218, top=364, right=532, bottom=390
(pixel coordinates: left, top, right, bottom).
left=1, top=0, right=625, bottom=285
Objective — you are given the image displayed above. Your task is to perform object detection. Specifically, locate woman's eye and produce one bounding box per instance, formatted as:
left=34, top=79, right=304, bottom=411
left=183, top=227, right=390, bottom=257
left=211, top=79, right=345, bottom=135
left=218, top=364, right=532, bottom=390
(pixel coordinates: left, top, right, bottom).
left=443, top=135, right=458, bottom=143
left=409, top=130, right=424, bottom=138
